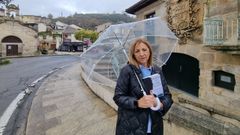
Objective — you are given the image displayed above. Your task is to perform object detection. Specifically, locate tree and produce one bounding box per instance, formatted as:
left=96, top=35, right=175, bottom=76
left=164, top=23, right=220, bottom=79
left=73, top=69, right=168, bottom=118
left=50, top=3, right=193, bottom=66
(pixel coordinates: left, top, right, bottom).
left=75, top=29, right=99, bottom=42
left=0, top=0, right=13, bottom=7
left=48, top=13, right=53, bottom=19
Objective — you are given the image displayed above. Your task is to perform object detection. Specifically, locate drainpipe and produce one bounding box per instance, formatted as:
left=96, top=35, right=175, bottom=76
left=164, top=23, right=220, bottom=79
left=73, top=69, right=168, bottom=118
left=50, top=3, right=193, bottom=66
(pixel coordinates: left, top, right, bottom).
left=203, top=0, right=209, bottom=19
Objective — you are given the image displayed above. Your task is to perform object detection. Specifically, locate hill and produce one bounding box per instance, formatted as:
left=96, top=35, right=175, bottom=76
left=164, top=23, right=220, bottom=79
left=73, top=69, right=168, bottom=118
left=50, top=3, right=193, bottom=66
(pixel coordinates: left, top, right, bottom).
left=54, top=13, right=136, bottom=30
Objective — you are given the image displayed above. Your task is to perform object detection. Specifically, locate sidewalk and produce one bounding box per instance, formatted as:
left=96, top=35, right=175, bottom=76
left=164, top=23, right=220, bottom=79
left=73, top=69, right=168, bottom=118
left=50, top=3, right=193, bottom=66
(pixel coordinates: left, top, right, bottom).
left=26, top=63, right=117, bottom=135
left=54, top=51, right=82, bottom=56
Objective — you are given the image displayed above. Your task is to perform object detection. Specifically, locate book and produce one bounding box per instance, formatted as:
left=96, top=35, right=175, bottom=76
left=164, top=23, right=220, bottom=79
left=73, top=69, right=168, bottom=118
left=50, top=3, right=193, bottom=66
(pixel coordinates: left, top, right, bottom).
left=142, top=74, right=164, bottom=96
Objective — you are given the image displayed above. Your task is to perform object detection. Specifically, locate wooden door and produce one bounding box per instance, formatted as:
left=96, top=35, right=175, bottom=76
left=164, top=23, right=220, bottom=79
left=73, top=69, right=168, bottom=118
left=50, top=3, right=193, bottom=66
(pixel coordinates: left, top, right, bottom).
left=6, top=45, right=18, bottom=56
left=163, top=53, right=200, bottom=97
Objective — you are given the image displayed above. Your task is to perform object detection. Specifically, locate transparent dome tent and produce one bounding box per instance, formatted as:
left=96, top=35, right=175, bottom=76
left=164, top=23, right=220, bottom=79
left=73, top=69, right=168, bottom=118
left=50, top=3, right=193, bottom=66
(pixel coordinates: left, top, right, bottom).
left=80, top=17, right=178, bottom=87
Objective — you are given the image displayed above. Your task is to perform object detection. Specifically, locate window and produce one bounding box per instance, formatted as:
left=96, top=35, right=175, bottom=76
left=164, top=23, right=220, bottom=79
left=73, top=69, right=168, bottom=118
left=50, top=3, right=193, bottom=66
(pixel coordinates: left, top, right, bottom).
left=204, top=20, right=224, bottom=45
left=145, top=12, right=155, bottom=19
left=144, top=12, right=156, bottom=44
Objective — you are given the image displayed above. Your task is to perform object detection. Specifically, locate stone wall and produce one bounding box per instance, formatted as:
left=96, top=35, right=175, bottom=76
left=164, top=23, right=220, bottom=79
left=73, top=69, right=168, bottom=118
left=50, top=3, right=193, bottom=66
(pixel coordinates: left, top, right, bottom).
left=167, top=0, right=240, bottom=134
left=174, top=42, right=240, bottom=110
left=80, top=64, right=117, bottom=110
left=135, top=0, right=240, bottom=114
left=0, top=20, right=39, bottom=57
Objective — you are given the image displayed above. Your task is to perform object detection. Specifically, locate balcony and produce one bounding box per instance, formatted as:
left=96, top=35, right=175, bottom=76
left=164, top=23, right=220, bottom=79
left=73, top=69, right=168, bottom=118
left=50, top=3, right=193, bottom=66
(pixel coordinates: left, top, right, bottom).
left=204, top=18, right=240, bottom=54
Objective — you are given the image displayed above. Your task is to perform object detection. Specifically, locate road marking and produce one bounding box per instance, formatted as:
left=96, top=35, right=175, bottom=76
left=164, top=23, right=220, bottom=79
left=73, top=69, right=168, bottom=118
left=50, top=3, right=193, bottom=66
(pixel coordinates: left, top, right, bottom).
left=0, top=91, right=25, bottom=135
left=0, top=65, right=68, bottom=134
left=29, top=75, right=47, bottom=87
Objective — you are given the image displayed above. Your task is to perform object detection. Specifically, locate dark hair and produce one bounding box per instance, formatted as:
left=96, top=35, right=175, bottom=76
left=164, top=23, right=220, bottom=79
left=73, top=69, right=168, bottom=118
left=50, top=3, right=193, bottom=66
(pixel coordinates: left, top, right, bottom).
left=128, top=38, right=153, bottom=68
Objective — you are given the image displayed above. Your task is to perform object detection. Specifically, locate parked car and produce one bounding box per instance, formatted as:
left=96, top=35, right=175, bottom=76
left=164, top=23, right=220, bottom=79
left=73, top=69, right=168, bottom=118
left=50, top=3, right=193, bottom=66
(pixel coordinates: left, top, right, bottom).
left=58, top=42, right=86, bottom=52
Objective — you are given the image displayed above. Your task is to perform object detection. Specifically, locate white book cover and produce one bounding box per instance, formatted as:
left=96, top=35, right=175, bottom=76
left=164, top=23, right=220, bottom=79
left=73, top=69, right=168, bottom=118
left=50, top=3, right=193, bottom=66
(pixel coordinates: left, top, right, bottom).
left=143, top=74, right=164, bottom=96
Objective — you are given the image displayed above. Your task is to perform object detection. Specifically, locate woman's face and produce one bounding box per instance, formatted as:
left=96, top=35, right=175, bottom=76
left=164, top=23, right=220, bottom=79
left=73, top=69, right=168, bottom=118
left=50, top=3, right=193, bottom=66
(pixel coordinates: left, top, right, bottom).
left=134, top=42, right=150, bottom=67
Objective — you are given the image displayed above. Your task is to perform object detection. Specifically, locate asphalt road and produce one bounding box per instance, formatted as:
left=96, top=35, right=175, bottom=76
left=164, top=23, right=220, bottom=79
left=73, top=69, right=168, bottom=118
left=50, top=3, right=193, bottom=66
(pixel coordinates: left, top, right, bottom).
left=0, top=55, right=80, bottom=117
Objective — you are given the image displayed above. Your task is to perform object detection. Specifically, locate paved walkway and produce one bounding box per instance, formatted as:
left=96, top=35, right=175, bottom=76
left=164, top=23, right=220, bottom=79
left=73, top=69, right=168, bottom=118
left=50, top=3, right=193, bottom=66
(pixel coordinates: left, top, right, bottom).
left=26, top=63, right=117, bottom=135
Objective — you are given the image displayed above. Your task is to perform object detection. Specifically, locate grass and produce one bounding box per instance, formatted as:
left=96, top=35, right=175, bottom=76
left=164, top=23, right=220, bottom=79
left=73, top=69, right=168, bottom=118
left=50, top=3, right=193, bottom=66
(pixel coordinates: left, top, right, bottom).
left=0, top=58, right=10, bottom=65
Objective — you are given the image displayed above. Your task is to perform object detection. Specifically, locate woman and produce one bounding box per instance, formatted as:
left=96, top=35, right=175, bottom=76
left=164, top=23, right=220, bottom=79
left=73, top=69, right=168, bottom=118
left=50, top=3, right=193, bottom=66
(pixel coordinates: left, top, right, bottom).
left=113, top=38, right=173, bottom=135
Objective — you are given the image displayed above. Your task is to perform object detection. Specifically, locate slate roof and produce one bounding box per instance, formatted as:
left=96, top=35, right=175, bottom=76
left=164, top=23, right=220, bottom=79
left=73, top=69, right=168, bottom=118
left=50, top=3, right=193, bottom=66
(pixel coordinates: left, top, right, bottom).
left=125, top=0, right=158, bottom=14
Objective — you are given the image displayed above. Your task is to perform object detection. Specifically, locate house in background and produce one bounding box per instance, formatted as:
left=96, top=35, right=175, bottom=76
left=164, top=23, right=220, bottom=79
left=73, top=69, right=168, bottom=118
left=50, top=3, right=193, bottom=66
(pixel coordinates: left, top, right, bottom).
left=50, top=21, right=68, bottom=50
left=126, top=0, right=240, bottom=134
left=96, top=22, right=112, bottom=34
left=0, top=3, right=86, bottom=56
left=58, top=25, right=84, bottom=52
left=18, top=15, right=60, bottom=54
left=62, top=25, right=82, bottom=42
left=19, top=15, right=51, bottom=25
left=0, top=3, right=60, bottom=56
left=0, top=20, right=38, bottom=57
left=37, top=23, right=47, bottom=32
left=55, top=21, right=68, bottom=30
left=69, top=24, right=82, bottom=30
left=0, top=4, right=38, bottom=57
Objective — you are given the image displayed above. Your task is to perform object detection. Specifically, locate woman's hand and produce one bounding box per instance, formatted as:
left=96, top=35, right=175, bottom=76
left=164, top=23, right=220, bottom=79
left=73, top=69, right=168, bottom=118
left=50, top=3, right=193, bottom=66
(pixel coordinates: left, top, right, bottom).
left=150, top=90, right=163, bottom=109
left=137, top=91, right=163, bottom=109
left=137, top=95, right=156, bottom=108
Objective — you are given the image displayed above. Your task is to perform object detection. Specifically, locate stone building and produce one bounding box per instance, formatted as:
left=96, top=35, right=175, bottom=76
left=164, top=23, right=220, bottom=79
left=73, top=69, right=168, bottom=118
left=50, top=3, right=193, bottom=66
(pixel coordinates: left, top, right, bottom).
left=0, top=19, right=38, bottom=57
left=125, top=0, right=240, bottom=134
left=19, top=15, right=51, bottom=25
left=0, top=3, right=40, bottom=57
left=96, top=22, right=112, bottom=33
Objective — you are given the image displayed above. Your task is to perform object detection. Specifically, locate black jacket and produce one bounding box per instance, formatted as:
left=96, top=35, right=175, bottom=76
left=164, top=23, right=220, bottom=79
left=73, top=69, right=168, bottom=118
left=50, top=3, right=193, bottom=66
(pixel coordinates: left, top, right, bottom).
left=113, top=64, right=173, bottom=135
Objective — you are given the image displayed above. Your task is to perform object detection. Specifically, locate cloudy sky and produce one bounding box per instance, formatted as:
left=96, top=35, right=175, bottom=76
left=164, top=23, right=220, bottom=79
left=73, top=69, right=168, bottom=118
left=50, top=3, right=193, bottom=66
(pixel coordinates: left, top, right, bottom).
left=12, top=0, right=140, bottom=18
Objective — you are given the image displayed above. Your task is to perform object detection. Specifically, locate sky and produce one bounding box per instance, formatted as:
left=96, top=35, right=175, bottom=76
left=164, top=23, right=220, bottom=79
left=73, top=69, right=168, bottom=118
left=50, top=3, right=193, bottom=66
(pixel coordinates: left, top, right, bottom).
left=11, top=0, right=140, bottom=18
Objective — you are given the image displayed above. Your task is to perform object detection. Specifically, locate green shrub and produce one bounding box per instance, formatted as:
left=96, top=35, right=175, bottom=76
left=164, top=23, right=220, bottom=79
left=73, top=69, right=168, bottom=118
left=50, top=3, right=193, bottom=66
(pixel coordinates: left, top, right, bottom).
left=0, top=58, right=10, bottom=65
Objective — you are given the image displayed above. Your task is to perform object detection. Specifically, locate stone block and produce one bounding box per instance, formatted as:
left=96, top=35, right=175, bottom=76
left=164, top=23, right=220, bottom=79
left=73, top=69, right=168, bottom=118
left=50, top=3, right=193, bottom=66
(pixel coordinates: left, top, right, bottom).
left=199, top=53, right=215, bottom=63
